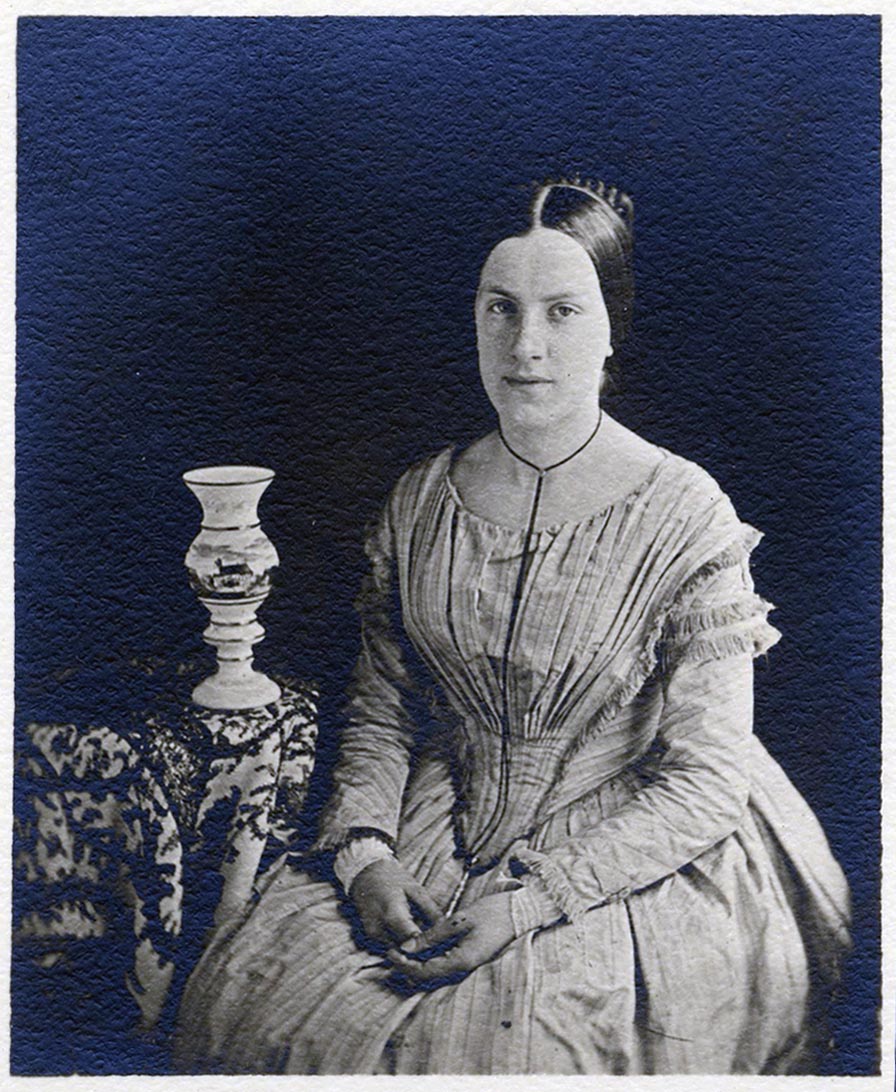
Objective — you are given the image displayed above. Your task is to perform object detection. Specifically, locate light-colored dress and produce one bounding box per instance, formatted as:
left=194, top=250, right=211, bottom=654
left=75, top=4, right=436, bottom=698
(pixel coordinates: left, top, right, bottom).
left=175, top=445, right=850, bottom=1074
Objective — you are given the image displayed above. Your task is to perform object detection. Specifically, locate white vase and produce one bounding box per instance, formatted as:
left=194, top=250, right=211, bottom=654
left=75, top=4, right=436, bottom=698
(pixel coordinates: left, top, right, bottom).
left=183, top=466, right=281, bottom=710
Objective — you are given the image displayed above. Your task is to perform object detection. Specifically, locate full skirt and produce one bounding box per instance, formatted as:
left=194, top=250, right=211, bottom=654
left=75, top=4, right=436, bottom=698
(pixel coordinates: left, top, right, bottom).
left=174, top=737, right=850, bottom=1075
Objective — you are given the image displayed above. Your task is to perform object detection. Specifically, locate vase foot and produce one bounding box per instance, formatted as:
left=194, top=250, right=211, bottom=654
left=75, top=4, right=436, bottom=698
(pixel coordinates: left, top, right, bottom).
left=192, top=670, right=282, bottom=711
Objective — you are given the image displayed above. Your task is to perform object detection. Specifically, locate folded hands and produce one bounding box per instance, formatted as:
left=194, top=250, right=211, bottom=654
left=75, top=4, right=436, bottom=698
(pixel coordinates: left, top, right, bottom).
left=349, top=858, right=517, bottom=991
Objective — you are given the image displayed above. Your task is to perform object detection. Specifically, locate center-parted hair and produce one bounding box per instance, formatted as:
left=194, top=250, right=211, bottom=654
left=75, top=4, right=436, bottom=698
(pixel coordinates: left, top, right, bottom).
left=531, top=178, right=635, bottom=349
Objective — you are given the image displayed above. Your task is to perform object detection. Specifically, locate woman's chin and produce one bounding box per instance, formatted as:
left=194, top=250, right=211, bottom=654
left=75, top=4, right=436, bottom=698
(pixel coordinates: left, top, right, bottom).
left=494, top=398, right=561, bottom=432
left=498, top=404, right=588, bottom=436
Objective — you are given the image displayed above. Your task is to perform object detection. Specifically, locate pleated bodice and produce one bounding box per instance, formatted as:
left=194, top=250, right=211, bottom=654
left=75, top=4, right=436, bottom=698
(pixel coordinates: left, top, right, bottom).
left=383, top=446, right=777, bottom=861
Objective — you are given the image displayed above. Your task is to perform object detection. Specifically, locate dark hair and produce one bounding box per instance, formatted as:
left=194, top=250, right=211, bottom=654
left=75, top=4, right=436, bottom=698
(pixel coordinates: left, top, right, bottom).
left=531, top=179, right=635, bottom=350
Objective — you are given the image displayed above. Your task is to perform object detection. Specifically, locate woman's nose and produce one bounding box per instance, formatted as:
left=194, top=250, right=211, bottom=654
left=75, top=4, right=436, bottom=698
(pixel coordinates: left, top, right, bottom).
left=512, top=313, right=547, bottom=362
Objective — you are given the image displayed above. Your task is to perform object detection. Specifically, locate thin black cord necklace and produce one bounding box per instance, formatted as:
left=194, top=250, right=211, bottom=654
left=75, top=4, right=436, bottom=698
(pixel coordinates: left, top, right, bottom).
left=445, top=408, right=604, bottom=915
left=498, top=409, right=605, bottom=476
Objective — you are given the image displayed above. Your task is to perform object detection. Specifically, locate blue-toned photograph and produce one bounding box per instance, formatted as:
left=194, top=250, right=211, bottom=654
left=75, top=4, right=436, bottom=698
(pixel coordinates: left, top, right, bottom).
left=14, top=14, right=880, bottom=1077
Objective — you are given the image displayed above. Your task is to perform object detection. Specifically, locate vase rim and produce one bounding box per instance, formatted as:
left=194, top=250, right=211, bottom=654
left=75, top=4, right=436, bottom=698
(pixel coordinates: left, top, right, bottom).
left=183, top=465, right=275, bottom=486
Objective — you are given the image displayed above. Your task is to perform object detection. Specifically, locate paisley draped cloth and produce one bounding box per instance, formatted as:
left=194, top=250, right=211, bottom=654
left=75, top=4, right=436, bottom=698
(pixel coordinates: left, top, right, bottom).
left=175, top=446, right=850, bottom=1075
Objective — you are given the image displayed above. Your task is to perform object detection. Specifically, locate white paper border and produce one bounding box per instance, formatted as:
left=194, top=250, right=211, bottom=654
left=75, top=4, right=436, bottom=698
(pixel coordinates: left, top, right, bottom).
left=0, top=2, right=889, bottom=1089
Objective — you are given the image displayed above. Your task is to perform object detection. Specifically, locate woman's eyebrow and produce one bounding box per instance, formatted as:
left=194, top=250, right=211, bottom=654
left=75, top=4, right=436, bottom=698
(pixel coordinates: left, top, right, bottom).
left=542, top=290, right=589, bottom=302
left=478, top=283, right=517, bottom=297
left=478, top=285, right=588, bottom=301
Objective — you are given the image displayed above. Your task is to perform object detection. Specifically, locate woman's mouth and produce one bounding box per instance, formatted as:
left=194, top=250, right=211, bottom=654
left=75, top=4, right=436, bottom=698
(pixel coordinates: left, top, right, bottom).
left=504, top=376, right=553, bottom=388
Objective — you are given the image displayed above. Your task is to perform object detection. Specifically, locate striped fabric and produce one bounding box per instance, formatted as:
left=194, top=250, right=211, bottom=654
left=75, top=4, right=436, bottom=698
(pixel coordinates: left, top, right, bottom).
left=176, top=446, right=850, bottom=1075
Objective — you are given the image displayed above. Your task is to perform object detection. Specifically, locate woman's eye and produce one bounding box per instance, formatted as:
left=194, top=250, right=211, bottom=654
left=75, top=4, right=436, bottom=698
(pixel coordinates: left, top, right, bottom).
left=550, top=303, right=578, bottom=319
left=487, top=299, right=516, bottom=315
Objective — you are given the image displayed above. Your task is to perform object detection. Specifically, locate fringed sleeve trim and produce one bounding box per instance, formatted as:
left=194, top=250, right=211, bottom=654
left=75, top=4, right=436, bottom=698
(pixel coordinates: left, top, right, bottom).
left=314, top=818, right=402, bottom=856
left=508, top=877, right=567, bottom=936
left=666, top=622, right=782, bottom=669
left=670, top=524, right=764, bottom=606
left=559, top=523, right=771, bottom=767
left=663, top=588, right=782, bottom=670
left=510, top=847, right=592, bottom=921
left=664, top=593, right=770, bottom=638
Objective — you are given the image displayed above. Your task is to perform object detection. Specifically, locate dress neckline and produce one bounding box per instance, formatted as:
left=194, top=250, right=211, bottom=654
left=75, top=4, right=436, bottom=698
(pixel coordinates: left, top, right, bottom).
left=443, top=444, right=671, bottom=536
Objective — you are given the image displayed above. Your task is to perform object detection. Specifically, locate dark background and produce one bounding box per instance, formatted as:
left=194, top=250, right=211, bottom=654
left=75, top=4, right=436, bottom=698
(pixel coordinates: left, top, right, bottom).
left=16, top=15, right=880, bottom=1074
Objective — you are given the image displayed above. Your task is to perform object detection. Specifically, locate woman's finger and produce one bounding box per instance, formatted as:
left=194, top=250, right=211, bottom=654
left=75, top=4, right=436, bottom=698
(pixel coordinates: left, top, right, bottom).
left=387, top=946, right=444, bottom=978
left=357, top=907, right=384, bottom=943
left=407, top=884, right=441, bottom=928
left=387, top=944, right=471, bottom=983
left=400, top=913, right=469, bottom=956
left=382, top=897, right=422, bottom=945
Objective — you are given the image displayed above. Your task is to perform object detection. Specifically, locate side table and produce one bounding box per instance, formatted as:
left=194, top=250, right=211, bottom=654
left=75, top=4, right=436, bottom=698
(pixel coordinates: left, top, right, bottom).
left=13, top=677, right=318, bottom=1074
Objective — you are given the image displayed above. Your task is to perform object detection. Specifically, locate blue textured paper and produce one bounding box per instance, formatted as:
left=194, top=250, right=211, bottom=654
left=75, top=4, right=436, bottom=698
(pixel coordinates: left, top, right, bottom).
left=15, top=15, right=880, bottom=1074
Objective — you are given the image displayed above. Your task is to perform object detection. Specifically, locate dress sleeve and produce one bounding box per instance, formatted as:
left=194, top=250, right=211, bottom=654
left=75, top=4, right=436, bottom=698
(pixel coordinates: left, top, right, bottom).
left=313, top=496, right=420, bottom=851
left=510, top=550, right=781, bottom=922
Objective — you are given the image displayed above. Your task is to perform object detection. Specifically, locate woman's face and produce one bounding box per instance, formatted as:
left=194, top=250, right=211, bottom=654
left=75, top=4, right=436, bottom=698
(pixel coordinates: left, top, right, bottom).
left=475, top=228, right=612, bottom=431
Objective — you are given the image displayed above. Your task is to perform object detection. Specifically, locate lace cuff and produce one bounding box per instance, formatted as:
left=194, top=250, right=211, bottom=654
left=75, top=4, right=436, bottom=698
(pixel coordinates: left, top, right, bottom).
left=333, top=836, right=395, bottom=892
left=508, top=877, right=566, bottom=936
left=509, top=848, right=593, bottom=922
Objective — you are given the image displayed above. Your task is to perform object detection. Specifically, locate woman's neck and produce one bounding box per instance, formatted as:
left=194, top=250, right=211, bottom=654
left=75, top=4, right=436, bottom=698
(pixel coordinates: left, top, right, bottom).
left=497, top=407, right=604, bottom=473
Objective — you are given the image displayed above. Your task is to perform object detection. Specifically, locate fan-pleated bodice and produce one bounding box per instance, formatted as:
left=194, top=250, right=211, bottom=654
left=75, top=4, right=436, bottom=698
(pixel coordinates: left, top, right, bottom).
left=383, top=446, right=773, bottom=861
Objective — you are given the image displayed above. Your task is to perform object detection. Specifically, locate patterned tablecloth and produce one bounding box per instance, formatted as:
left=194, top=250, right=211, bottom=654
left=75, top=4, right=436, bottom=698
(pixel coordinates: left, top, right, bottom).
left=13, top=681, right=318, bottom=1072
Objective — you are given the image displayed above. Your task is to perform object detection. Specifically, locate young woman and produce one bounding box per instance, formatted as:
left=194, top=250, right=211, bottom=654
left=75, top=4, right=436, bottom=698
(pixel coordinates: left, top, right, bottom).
left=176, top=179, right=850, bottom=1074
